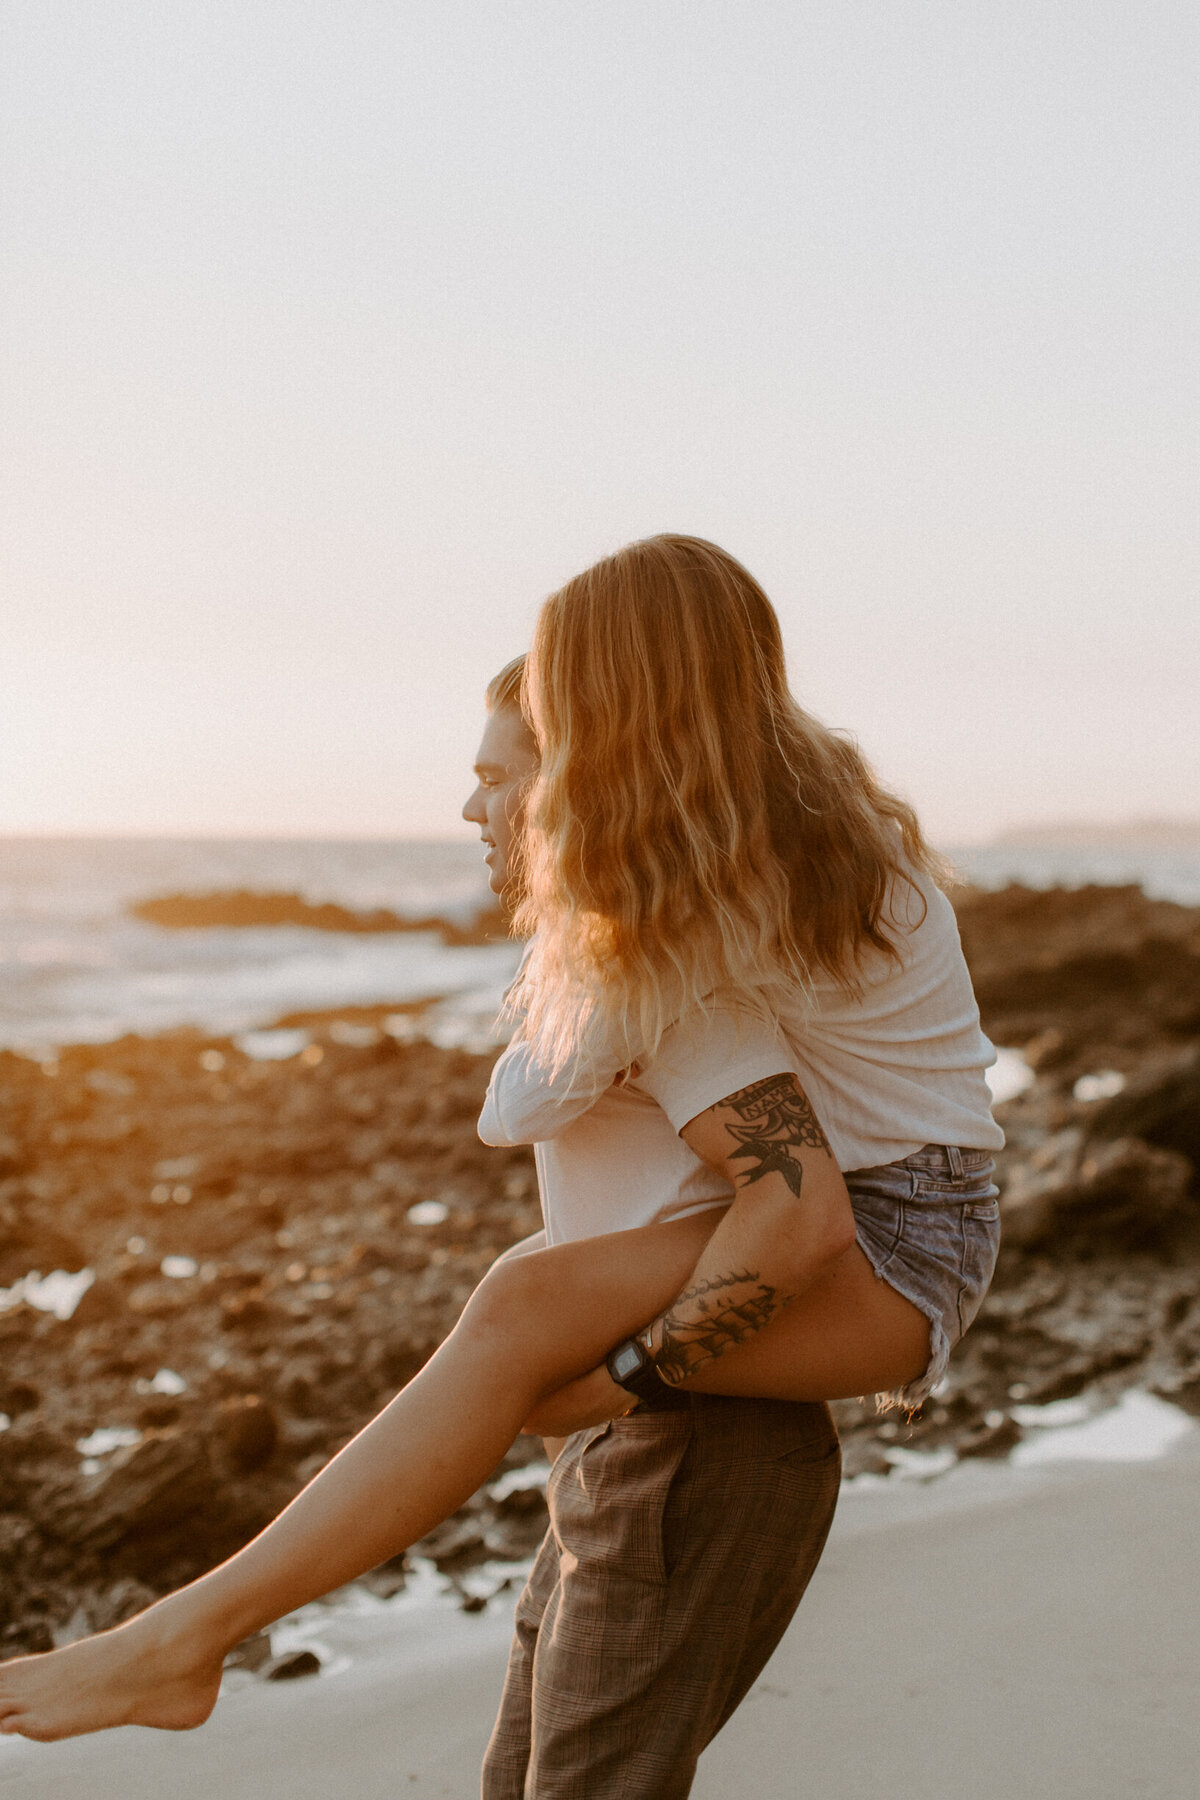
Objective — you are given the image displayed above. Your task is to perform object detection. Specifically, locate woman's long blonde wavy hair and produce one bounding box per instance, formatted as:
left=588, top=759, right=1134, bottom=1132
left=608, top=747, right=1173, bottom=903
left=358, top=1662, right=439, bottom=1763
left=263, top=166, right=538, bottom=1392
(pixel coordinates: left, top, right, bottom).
left=506, top=534, right=948, bottom=1074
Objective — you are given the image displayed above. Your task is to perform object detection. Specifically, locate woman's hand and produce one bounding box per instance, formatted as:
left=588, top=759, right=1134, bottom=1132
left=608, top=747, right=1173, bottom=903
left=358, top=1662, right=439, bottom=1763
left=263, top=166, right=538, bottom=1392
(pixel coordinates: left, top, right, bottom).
left=522, top=1364, right=637, bottom=1438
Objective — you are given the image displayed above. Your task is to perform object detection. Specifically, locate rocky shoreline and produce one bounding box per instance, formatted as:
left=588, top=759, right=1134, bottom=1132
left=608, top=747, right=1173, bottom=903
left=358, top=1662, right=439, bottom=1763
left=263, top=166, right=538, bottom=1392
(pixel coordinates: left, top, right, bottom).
left=2, top=881, right=1199, bottom=1666
left=130, top=888, right=505, bottom=946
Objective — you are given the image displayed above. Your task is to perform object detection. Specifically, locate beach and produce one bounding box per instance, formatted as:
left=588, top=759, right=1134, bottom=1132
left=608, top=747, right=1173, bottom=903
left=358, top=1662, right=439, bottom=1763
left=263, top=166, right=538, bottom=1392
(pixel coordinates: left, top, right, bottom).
left=4, top=1439, right=1198, bottom=1799
left=2, top=869, right=1200, bottom=1785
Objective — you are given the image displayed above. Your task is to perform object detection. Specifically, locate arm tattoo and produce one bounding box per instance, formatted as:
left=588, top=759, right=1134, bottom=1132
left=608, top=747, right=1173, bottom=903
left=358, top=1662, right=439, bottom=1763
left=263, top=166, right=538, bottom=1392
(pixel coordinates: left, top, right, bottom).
left=652, top=1077, right=831, bottom=1384
left=655, top=1268, right=793, bottom=1386
left=720, top=1072, right=832, bottom=1199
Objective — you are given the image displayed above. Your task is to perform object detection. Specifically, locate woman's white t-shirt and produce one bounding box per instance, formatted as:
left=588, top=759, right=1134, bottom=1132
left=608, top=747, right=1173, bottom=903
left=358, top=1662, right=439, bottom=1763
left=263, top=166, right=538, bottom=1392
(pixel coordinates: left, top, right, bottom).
left=478, top=874, right=1003, bottom=1246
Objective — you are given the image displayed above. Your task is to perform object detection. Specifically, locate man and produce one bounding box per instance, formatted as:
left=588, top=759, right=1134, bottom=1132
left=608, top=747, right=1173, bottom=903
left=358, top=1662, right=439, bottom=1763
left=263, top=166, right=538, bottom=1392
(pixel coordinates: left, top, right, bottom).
left=464, top=661, right=842, bottom=1799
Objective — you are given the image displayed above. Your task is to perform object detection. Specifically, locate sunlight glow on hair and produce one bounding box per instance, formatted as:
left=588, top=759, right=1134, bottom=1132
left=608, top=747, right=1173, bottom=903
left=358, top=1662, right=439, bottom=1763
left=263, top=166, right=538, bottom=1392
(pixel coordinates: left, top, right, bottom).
left=508, top=534, right=949, bottom=1073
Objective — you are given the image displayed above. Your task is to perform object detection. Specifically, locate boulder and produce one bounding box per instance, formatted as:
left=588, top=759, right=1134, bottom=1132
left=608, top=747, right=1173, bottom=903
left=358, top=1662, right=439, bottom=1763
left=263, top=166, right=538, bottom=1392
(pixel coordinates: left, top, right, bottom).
left=42, top=1429, right=218, bottom=1551
left=998, top=1129, right=1084, bottom=1249
left=0, top=1194, right=87, bottom=1286
left=1085, top=1045, right=1200, bottom=1170
left=953, top=883, right=1200, bottom=1041
left=215, top=1395, right=278, bottom=1474
left=0, top=1511, right=41, bottom=1567
left=263, top=1649, right=321, bottom=1680
left=0, top=1380, right=40, bottom=1418
left=1001, top=1133, right=1194, bottom=1251
left=415, top=1515, right=486, bottom=1572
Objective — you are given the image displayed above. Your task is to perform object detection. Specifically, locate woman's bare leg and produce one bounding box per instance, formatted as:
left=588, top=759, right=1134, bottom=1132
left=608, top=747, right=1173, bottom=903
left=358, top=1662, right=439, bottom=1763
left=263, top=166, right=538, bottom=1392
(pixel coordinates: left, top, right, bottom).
left=678, top=1243, right=929, bottom=1398
left=0, top=1217, right=711, bottom=1741
left=523, top=1238, right=929, bottom=1434
left=0, top=1215, right=925, bottom=1743
left=488, top=1230, right=567, bottom=1462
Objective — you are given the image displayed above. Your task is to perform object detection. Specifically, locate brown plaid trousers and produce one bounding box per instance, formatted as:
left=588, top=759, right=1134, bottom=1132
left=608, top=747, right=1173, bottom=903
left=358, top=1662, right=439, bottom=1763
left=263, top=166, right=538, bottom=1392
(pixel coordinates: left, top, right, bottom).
left=481, top=1394, right=841, bottom=1799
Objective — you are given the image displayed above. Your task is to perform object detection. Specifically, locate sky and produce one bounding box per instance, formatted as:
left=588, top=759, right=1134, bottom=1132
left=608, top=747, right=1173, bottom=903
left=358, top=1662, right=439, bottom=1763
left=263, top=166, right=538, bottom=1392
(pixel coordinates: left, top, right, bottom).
left=2, top=2, right=1197, bottom=844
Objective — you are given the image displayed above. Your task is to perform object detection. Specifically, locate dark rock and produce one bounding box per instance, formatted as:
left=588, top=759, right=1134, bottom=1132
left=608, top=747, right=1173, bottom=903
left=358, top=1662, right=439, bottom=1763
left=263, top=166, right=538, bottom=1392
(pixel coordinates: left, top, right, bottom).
left=490, top=1483, right=548, bottom=1521
left=1020, top=1349, right=1144, bottom=1404
left=371, top=1340, right=429, bottom=1390
left=279, top=1372, right=317, bottom=1416
left=220, top=1291, right=274, bottom=1332
left=957, top=1414, right=1022, bottom=1458
left=42, top=1429, right=218, bottom=1550
left=1, top=1620, right=54, bottom=1657
left=1001, top=1133, right=1194, bottom=1251
left=1161, top=1287, right=1199, bottom=1332
left=954, top=883, right=1200, bottom=1046
left=0, top=1202, right=87, bottom=1286
left=1152, top=1375, right=1200, bottom=1417
left=416, top=1516, right=486, bottom=1571
left=0, top=1512, right=41, bottom=1566
left=1021, top=1028, right=1076, bottom=1071
left=361, top=1559, right=408, bottom=1600
left=137, top=1398, right=182, bottom=1429
left=215, top=1395, right=279, bottom=1474
left=263, top=1648, right=321, bottom=1681
left=69, top=1278, right=123, bottom=1326
left=0, top=1381, right=40, bottom=1417
left=1085, top=1046, right=1200, bottom=1169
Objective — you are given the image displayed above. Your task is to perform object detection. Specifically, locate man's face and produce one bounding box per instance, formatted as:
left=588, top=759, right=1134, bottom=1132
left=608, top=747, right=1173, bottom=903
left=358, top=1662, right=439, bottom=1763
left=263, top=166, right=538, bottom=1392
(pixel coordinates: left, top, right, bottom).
left=462, top=708, right=540, bottom=896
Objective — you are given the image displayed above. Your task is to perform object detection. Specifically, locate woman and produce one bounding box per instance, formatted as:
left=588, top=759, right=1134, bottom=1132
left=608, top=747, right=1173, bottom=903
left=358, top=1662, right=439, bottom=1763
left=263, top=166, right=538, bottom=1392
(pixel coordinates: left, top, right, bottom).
left=0, top=535, right=1001, bottom=1744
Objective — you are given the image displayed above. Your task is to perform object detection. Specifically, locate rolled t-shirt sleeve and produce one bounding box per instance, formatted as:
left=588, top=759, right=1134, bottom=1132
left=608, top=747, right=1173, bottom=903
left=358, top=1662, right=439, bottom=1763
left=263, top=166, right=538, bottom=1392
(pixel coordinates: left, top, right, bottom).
left=632, top=1004, right=797, bottom=1134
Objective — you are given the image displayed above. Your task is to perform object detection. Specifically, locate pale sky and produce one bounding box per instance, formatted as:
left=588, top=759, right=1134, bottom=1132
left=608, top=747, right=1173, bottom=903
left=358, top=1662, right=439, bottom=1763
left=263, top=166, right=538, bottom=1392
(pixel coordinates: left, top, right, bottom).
left=2, top=2, right=1197, bottom=843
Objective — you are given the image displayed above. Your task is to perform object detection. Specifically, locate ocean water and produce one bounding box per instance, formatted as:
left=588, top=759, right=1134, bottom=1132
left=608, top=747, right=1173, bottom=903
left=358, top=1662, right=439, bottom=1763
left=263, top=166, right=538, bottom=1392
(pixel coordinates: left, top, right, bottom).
left=950, top=841, right=1200, bottom=905
left=0, top=837, right=514, bottom=1056
left=0, top=836, right=1197, bottom=1057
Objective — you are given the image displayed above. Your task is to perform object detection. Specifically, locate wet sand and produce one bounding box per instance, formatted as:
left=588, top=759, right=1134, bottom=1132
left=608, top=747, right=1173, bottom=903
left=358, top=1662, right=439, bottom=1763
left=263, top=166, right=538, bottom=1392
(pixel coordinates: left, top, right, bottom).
left=4, top=1441, right=1198, bottom=1800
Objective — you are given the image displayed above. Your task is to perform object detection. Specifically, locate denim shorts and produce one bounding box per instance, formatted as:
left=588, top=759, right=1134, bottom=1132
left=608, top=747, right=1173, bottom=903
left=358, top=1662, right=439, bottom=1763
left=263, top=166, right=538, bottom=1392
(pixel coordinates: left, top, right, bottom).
left=847, top=1144, right=1000, bottom=1412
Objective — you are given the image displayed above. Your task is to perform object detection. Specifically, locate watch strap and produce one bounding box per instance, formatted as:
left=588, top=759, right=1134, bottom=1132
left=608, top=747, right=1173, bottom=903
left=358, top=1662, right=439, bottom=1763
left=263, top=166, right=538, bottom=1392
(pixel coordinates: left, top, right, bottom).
left=605, top=1337, right=690, bottom=1410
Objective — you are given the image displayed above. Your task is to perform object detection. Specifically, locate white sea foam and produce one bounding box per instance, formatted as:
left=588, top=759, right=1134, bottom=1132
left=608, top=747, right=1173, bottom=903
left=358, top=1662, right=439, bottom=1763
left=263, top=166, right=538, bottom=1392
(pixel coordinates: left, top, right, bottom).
left=0, top=1268, right=95, bottom=1320
left=1010, top=1389, right=1193, bottom=1466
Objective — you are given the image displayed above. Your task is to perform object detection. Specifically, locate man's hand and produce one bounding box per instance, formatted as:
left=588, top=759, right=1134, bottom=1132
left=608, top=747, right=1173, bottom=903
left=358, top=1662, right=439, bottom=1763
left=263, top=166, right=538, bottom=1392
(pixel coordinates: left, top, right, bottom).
left=523, top=1364, right=637, bottom=1438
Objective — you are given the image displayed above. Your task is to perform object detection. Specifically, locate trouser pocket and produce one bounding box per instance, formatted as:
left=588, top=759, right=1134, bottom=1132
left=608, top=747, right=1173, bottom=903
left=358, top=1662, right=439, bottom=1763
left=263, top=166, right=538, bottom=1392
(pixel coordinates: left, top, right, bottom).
left=551, top=1413, right=695, bottom=1587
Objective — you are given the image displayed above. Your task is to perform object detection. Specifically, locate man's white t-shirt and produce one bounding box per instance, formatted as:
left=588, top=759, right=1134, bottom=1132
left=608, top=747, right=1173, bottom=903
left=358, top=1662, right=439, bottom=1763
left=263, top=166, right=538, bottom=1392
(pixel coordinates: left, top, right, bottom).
left=478, top=874, right=1003, bottom=1246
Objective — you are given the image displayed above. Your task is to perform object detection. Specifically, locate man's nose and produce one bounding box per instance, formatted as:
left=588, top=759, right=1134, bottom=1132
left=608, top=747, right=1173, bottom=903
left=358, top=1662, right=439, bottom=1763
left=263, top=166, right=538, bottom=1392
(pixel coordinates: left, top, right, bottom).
left=462, top=785, right=484, bottom=824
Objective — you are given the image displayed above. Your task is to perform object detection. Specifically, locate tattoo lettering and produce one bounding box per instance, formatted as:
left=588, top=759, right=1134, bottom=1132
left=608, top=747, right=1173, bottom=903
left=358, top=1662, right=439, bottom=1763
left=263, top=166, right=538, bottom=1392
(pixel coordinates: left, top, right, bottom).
left=720, top=1073, right=831, bottom=1199
left=655, top=1268, right=792, bottom=1386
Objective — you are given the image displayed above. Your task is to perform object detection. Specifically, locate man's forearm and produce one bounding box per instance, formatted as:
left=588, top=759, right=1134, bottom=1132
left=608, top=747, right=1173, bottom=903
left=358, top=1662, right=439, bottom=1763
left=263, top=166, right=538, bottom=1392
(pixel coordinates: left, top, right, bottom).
left=647, top=1073, right=855, bottom=1387
left=648, top=1260, right=795, bottom=1387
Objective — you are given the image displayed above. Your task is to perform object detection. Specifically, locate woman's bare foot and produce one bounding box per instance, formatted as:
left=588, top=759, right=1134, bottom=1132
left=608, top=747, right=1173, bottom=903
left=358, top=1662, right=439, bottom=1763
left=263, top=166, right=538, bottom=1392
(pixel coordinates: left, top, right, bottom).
left=0, top=1603, right=226, bottom=1743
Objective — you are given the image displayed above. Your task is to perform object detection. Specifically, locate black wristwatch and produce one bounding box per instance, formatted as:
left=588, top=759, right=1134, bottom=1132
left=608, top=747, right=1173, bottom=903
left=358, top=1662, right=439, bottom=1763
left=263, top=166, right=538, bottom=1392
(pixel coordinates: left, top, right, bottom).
left=605, top=1335, right=689, bottom=1409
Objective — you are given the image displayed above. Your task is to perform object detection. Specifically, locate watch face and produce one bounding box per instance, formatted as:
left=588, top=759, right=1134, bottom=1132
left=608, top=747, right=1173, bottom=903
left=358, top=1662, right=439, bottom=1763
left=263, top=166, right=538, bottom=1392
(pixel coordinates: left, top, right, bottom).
left=610, top=1342, right=643, bottom=1381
